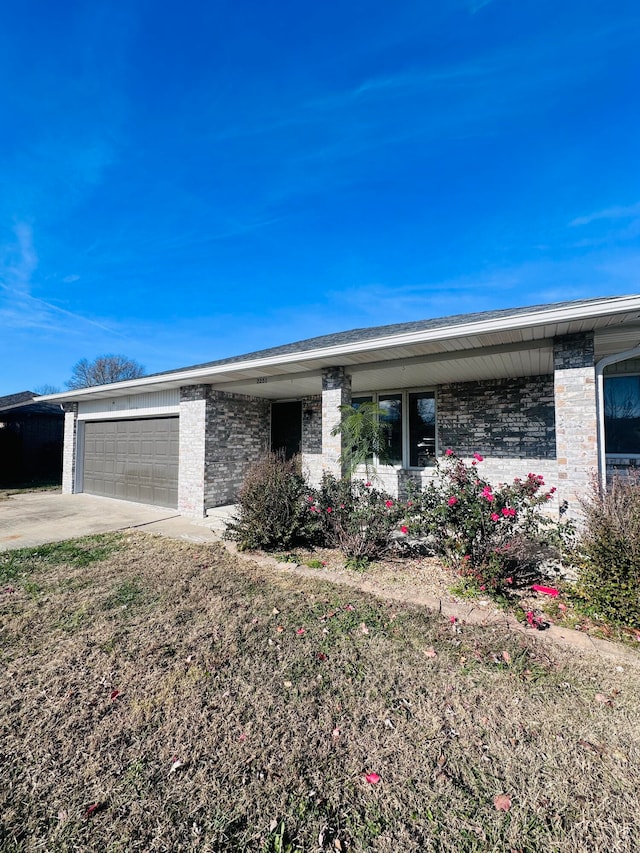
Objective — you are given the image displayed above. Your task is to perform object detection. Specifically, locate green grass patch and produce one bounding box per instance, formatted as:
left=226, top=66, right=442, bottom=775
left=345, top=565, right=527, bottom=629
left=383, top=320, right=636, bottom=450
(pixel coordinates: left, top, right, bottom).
left=0, top=533, right=123, bottom=587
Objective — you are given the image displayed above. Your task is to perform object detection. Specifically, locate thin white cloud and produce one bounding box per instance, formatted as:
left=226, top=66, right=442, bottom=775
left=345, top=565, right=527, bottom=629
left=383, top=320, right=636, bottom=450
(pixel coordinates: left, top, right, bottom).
left=570, top=202, right=640, bottom=227
left=468, top=0, right=498, bottom=13
left=0, top=224, right=126, bottom=337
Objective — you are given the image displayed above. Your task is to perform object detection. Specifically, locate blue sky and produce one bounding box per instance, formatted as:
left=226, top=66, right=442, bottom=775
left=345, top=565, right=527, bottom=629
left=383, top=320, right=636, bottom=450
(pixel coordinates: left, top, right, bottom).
left=1, top=0, right=639, bottom=394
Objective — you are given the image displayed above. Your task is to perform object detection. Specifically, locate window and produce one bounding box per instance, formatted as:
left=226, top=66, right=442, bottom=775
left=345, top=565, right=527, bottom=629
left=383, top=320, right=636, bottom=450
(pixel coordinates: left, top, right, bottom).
left=604, top=376, right=640, bottom=454
left=379, top=394, right=403, bottom=464
left=408, top=392, right=436, bottom=467
left=352, top=390, right=436, bottom=468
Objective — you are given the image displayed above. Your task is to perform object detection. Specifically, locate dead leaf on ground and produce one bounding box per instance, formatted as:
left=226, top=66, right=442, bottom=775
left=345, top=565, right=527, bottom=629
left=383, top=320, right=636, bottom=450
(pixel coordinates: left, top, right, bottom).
left=360, top=623, right=369, bottom=635
left=423, top=647, right=437, bottom=658
left=578, top=739, right=604, bottom=755
left=502, top=650, right=512, bottom=664
left=494, top=793, right=511, bottom=812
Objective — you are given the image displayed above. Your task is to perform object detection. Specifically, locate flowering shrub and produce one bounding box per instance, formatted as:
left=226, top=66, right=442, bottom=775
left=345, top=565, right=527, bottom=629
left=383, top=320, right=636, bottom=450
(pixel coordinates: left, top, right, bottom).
left=400, top=451, right=566, bottom=592
left=311, top=474, right=404, bottom=565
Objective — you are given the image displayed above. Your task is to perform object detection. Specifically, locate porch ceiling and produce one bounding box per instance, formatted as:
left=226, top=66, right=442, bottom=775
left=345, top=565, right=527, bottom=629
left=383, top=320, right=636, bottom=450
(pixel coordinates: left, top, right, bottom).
left=214, top=340, right=555, bottom=399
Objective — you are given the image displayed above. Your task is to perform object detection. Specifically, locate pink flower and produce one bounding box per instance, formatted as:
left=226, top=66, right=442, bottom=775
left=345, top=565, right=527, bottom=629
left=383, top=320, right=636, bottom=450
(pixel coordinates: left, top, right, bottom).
left=406, top=500, right=413, bottom=507
left=481, top=486, right=494, bottom=502
left=327, top=507, right=332, bottom=513
left=501, top=507, right=516, bottom=518
left=447, top=496, right=458, bottom=506
left=505, top=577, right=513, bottom=585
left=296, top=627, right=306, bottom=636
left=491, top=512, right=500, bottom=522
left=385, top=500, right=393, bottom=508
left=462, top=554, right=471, bottom=561
left=365, top=482, right=372, bottom=487
left=445, top=448, right=454, bottom=456
left=549, top=486, right=557, bottom=494
left=531, top=584, right=559, bottom=597
left=364, top=772, right=381, bottom=784
left=473, top=452, right=484, bottom=462
left=400, top=525, right=408, bottom=534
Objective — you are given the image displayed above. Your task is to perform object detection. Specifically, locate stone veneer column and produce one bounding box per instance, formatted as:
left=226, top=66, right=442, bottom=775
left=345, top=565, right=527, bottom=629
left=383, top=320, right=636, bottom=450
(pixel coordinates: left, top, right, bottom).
left=554, top=333, right=598, bottom=514
left=178, top=385, right=208, bottom=517
left=61, top=403, right=78, bottom=494
left=321, top=367, right=351, bottom=478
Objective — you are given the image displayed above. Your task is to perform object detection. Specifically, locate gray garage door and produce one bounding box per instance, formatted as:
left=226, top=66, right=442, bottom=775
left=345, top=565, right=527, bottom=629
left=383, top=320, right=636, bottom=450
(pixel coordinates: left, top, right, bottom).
left=82, top=418, right=179, bottom=508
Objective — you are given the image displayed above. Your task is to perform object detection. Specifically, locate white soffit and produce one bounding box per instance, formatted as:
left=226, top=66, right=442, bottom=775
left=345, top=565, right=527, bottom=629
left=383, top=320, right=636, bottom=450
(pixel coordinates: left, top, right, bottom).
left=218, top=342, right=554, bottom=398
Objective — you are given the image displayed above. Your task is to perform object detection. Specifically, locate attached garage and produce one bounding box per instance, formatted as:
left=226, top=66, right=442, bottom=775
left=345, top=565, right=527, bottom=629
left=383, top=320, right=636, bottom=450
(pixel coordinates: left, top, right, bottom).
left=82, top=417, right=179, bottom=508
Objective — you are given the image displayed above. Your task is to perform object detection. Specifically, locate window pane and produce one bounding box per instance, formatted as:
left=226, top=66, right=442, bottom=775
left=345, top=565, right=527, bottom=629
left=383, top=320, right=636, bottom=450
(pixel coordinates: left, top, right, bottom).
left=349, top=396, right=374, bottom=462
left=605, top=376, right=640, bottom=453
left=379, top=394, right=403, bottom=464
left=351, top=396, right=373, bottom=409
left=409, top=392, right=436, bottom=467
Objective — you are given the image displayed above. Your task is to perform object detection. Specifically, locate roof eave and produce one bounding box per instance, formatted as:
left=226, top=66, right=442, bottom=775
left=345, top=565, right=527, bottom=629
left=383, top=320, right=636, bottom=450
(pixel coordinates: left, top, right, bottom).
left=40, top=295, right=640, bottom=403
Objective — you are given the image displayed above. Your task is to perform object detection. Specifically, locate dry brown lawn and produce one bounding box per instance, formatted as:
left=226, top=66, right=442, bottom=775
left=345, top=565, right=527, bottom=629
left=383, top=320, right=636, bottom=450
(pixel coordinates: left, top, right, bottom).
left=1, top=532, right=639, bottom=852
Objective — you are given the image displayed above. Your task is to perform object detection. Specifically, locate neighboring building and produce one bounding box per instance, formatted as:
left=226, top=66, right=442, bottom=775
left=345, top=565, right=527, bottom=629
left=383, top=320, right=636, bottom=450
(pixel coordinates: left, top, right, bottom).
left=0, top=392, right=64, bottom=486
left=42, top=295, right=640, bottom=517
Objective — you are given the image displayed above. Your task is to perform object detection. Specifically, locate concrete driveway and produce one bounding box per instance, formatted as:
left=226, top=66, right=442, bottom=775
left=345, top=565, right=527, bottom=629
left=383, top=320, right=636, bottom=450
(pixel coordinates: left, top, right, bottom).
left=0, top=491, right=222, bottom=551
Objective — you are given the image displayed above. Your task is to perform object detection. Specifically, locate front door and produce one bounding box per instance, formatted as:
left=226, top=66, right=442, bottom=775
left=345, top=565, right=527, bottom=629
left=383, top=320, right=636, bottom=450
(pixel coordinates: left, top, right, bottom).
left=271, top=402, right=302, bottom=459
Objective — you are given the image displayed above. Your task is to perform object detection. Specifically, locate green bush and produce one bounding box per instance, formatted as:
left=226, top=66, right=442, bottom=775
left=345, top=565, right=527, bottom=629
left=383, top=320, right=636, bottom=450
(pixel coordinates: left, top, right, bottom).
left=310, top=474, right=403, bottom=565
left=225, top=453, right=321, bottom=551
left=574, top=474, right=640, bottom=629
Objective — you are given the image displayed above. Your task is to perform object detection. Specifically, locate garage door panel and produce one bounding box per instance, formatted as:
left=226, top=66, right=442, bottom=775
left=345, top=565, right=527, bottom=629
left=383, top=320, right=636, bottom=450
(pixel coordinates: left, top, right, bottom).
left=83, top=418, right=178, bottom=508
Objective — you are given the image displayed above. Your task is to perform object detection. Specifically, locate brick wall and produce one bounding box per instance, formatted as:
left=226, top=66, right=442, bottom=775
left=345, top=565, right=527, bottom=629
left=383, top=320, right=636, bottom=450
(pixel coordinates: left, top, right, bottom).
left=437, top=375, right=556, bottom=458
left=204, top=389, right=270, bottom=508
left=320, top=367, right=351, bottom=481
left=554, top=333, right=598, bottom=514
left=352, top=375, right=559, bottom=504
left=61, top=404, right=78, bottom=494
left=178, top=386, right=207, bottom=515
left=301, top=394, right=323, bottom=485
left=178, top=385, right=270, bottom=515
